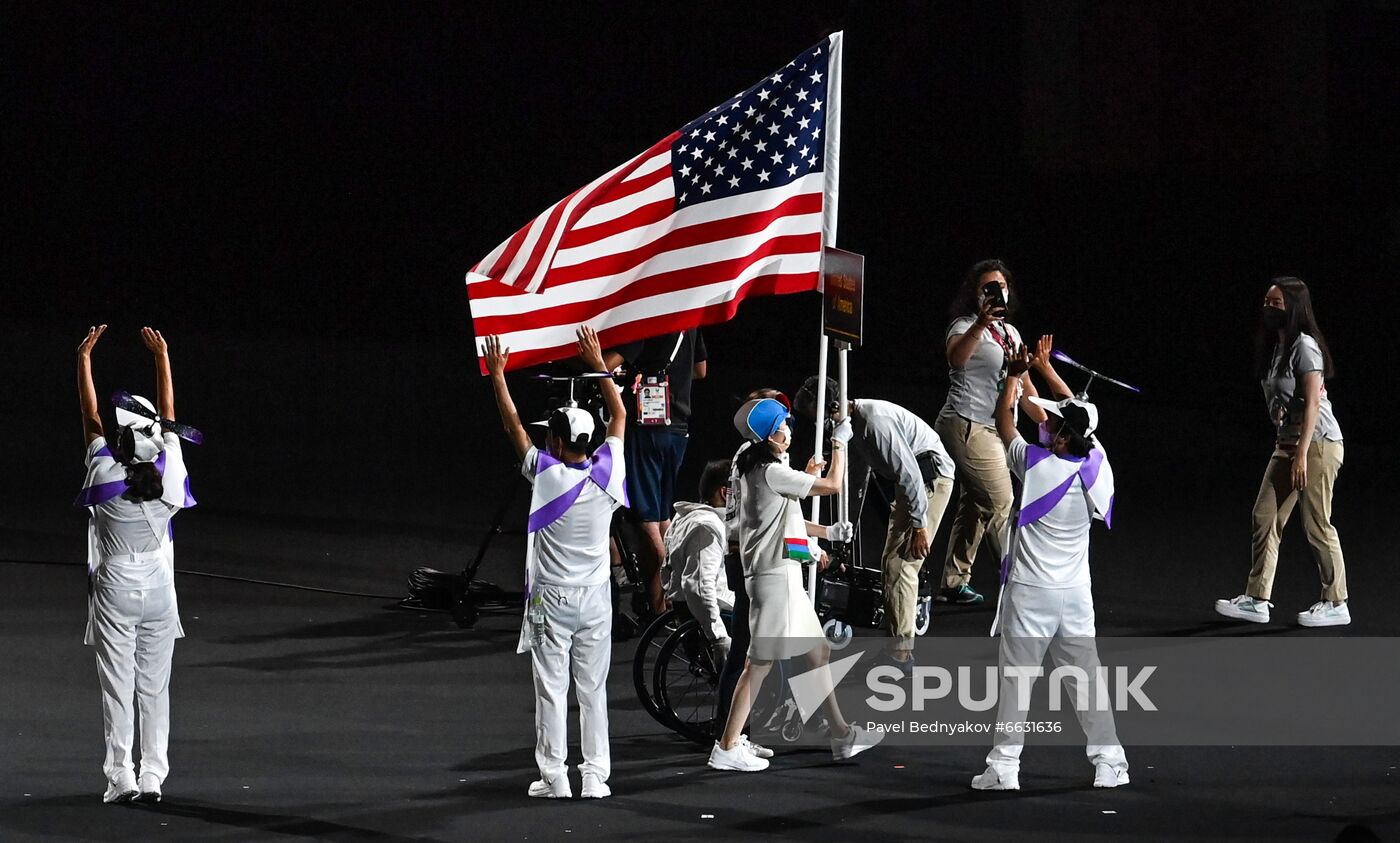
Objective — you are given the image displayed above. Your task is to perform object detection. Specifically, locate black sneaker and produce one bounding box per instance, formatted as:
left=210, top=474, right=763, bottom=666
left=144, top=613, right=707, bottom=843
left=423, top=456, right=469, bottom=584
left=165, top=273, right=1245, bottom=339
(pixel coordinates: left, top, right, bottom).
left=936, top=585, right=985, bottom=605
left=877, top=650, right=915, bottom=679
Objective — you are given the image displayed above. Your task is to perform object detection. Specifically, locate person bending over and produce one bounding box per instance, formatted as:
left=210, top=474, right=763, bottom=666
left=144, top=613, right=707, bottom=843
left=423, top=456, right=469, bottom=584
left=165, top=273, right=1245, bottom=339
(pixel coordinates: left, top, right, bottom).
left=794, top=378, right=955, bottom=674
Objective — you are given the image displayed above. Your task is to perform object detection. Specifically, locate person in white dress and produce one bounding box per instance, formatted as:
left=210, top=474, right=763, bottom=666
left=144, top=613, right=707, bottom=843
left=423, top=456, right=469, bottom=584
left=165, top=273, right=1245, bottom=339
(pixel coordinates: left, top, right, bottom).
left=707, top=397, right=883, bottom=772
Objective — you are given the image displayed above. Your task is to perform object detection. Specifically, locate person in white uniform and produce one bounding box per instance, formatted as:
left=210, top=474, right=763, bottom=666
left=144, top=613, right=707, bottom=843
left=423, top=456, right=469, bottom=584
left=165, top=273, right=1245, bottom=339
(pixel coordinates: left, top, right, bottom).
left=708, top=397, right=883, bottom=772
left=75, top=325, right=197, bottom=805
left=664, top=460, right=737, bottom=666
left=483, top=327, right=627, bottom=800
left=971, top=343, right=1129, bottom=791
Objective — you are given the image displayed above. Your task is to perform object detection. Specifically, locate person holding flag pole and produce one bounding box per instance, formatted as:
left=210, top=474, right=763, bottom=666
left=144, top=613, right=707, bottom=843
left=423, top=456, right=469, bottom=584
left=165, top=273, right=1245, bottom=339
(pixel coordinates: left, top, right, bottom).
left=708, top=397, right=878, bottom=772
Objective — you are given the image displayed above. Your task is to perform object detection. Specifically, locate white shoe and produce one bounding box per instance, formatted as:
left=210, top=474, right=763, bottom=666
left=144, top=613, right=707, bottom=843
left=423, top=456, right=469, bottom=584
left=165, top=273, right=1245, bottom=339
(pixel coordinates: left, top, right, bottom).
left=708, top=740, right=769, bottom=772
left=1093, top=763, right=1130, bottom=788
left=527, top=773, right=572, bottom=798
left=1297, top=601, right=1350, bottom=627
left=132, top=773, right=162, bottom=804
left=970, top=766, right=1020, bottom=791
left=740, top=735, right=774, bottom=759
left=1214, top=594, right=1271, bottom=623
left=102, top=771, right=139, bottom=804
left=580, top=773, right=610, bottom=799
left=831, top=721, right=883, bottom=761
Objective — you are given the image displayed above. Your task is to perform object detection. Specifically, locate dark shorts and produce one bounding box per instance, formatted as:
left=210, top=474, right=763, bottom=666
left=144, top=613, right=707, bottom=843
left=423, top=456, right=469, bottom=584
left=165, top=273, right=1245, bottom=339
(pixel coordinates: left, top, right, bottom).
left=624, top=427, right=688, bottom=523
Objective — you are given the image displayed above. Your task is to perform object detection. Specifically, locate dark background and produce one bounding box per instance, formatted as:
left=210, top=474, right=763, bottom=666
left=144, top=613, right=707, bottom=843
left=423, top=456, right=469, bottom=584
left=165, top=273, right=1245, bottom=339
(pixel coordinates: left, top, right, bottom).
left=4, top=0, right=1398, bottom=601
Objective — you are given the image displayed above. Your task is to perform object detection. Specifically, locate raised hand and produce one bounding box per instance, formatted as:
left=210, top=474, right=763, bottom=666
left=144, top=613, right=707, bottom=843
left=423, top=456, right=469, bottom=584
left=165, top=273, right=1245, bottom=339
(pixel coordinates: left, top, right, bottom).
left=1006, top=343, right=1031, bottom=377
left=575, top=325, right=606, bottom=371
left=78, top=324, right=107, bottom=357
left=483, top=335, right=510, bottom=376
left=1030, top=334, right=1054, bottom=370
left=140, top=327, right=168, bottom=356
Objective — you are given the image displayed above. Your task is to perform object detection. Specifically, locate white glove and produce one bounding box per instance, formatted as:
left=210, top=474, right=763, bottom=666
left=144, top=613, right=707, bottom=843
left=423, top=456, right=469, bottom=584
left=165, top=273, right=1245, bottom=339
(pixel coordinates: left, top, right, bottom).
left=830, top=416, right=853, bottom=444
left=826, top=521, right=855, bottom=543
left=709, top=637, right=732, bottom=669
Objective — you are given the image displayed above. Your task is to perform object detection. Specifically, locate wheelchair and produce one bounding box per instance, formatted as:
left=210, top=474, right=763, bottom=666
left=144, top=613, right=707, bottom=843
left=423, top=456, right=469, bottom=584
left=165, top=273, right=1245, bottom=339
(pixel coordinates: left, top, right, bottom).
left=635, top=509, right=932, bottom=745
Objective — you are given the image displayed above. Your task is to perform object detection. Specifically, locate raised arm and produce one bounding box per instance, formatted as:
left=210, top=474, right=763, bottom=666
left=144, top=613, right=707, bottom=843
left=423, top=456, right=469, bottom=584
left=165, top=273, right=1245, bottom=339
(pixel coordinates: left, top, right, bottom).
left=1029, top=333, right=1074, bottom=400
left=576, top=326, right=626, bottom=441
left=483, top=335, right=531, bottom=461
left=806, top=417, right=849, bottom=496
left=945, top=297, right=1001, bottom=368
left=995, top=345, right=1030, bottom=446
left=1018, top=371, right=1048, bottom=424
left=141, top=327, right=175, bottom=420
left=77, top=325, right=108, bottom=444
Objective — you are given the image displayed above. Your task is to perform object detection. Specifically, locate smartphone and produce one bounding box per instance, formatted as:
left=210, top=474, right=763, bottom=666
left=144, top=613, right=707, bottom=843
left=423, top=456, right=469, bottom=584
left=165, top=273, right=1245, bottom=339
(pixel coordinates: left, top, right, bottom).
left=981, top=280, right=1008, bottom=316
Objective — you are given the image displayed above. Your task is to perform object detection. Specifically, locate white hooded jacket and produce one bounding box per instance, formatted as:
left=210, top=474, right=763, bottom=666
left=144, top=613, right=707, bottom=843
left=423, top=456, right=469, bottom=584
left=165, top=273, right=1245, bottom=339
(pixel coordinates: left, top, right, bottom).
left=664, top=501, right=735, bottom=643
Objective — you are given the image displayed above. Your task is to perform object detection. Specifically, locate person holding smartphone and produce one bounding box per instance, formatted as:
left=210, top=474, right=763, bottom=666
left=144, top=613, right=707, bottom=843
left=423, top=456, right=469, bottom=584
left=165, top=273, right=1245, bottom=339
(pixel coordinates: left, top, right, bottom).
left=934, top=259, right=1048, bottom=605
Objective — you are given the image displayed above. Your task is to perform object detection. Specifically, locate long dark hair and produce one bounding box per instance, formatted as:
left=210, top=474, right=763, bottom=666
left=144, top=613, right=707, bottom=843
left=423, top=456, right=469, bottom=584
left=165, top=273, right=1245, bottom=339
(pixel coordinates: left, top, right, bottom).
left=735, top=439, right=780, bottom=478
left=115, top=426, right=164, bottom=502
left=1255, top=277, right=1334, bottom=378
left=950, top=258, right=1018, bottom=320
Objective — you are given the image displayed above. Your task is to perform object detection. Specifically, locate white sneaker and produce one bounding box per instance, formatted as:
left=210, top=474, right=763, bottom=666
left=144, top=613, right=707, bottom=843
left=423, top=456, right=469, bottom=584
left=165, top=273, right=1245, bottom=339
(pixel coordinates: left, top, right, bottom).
left=740, top=735, right=774, bottom=759
left=527, top=773, right=572, bottom=798
left=708, top=740, right=769, bottom=772
left=831, top=721, right=884, bottom=761
left=1214, top=594, right=1271, bottom=623
left=580, top=773, right=610, bottom=799
left=1297, top=601, right=1350, bottom=627
left=1093, top=763, right=1130, bottom=788
left=970, top=766, right=1020, bottom=791
left=102, top=771, right=139, bottom=804
left=132, top=773, right=162, bottom=804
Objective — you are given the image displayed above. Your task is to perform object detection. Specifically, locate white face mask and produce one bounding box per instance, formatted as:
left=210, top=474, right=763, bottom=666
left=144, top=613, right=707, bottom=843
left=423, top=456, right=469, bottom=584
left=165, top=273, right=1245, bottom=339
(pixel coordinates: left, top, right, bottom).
left=769, top=423, right=791, bottom=451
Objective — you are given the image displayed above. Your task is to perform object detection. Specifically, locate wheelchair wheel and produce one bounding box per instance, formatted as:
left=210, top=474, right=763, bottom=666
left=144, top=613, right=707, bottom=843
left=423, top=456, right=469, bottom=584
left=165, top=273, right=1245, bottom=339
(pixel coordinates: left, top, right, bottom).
left=822, top=617, right=854, bottom=650
left=632, top=609, right=682, bottom=729
left=915, top=596, right=931, bottom=636
left=652, top=618, right=721, bottom=745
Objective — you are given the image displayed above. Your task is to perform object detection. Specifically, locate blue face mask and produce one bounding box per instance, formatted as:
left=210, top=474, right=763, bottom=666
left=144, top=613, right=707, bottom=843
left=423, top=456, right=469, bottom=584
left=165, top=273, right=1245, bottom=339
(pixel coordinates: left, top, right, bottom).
left=1038, top=420, right=1057, bottom=447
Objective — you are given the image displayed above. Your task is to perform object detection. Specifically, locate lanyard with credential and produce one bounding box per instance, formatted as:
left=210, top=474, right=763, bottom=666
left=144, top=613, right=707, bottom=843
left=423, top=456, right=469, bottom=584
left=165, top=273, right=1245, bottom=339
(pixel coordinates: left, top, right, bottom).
left=634, top=332, right=686, bottom=426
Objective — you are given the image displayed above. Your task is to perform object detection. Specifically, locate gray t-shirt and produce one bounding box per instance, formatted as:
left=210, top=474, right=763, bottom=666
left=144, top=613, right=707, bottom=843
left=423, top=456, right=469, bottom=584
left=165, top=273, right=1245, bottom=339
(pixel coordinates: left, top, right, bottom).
left=850, top=399, right=954, bottom=525
left=941, top=316, right=1023, bottom=427
left=1262, top=334, right=1342, bottom=445
left=737, top=454, right=817, bottom=577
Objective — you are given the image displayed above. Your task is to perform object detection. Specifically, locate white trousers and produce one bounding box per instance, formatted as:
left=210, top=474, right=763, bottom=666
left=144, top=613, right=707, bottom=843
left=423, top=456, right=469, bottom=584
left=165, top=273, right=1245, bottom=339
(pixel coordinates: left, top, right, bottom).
left=986, top=582, right=1127, bottom=774
left=91, top=583, right=180, bottom=784
left=530, top=582, right=612, bottom=783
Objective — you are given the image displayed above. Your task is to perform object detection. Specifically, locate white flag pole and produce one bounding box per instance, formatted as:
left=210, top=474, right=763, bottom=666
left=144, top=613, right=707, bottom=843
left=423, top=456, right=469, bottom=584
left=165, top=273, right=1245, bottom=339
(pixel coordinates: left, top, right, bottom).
left=808, top=31, right=843, bottom=604
left=808, top=333, right=827, bottom=604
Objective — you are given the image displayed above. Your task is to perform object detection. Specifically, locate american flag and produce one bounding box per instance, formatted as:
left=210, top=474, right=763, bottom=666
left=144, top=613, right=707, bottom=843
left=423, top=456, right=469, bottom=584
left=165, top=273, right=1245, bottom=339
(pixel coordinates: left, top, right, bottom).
left=467, top=32, right=843, bottom=372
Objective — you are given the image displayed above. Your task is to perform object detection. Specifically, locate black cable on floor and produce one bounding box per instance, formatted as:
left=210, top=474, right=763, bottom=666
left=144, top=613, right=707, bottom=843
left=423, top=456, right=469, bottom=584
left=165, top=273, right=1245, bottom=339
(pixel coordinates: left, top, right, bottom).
left=0, top=558, right=401, bottom=600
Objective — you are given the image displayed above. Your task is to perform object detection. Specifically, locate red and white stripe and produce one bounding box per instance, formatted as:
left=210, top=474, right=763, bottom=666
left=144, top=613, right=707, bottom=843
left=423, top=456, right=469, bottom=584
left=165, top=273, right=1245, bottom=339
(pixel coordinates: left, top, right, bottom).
left=466, top=39, right=840, bottom=373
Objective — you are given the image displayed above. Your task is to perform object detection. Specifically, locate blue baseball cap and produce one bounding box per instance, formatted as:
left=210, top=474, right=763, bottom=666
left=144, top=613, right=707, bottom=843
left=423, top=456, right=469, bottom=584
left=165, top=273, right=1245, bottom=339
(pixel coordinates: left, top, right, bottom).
left=734, top=398, right=791, bottom=442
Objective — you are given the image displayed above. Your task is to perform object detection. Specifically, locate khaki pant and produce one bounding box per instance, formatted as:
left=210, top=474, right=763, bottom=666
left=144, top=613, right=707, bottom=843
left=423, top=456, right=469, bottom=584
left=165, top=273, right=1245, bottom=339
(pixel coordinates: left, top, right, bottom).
left=881, top=477, right=955, bottom=649
left=1248, top=439, right=1347, bottom=603
left=935, top=413, right=1014, bottom=590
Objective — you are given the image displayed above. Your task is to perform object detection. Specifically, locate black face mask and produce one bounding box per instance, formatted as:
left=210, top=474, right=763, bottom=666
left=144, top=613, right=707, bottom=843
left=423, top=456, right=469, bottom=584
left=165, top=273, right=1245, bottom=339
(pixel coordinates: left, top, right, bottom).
left=1261, top=306, right=1287, bottom=331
